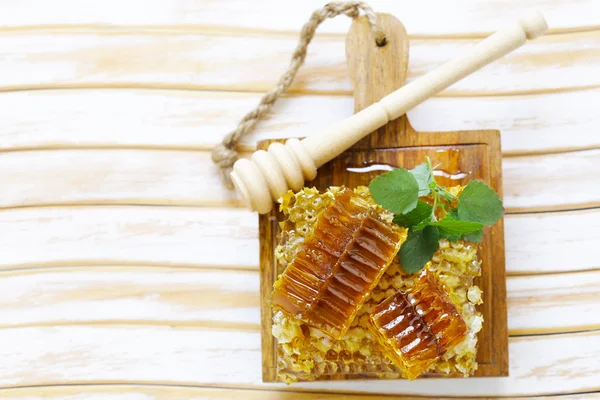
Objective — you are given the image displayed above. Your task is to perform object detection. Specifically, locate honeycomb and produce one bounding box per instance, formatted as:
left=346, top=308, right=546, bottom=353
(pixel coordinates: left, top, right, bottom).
left=271, top=188, right=404, bottom=339
left=271, top=186, right=483, bottom=383
left=369, top=269, right=468, bottom=380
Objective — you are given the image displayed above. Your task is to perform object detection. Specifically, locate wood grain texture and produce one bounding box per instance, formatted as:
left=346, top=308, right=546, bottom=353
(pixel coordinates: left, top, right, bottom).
left=0, top=88, right=598, bottom=156
left=0, top=0, right=595, bottom=35
left=260, top=14, right=507, bottom=381
left=504, top=208, right=600, bottom=274
left=0, top=267, right=260, bottom=329
left=0, top=206, right=597, bottom=275
left=0, top=149, right=243, bottom=209
left=0, top=326, right=596, bottom=397
left=0, top=385, right=597, bottom=400
left=502, top=149, right=600, bottom=212
left=0, top=206, right=259, bottom=270
left=0, top=148, right=597, bottom=212
left=0, top=267, right=597, bottom=335
left=507, top=270, right=600, bottom=335
left=0, top=30, right=597, bottom=95
left=0, top=1, right=596, bottom=398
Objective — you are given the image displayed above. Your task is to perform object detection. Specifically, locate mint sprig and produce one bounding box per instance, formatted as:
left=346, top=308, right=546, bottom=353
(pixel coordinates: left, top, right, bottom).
left=368, top=168, right=419, bottom=215
left=399, top=226, right=441, bottom=274
left=458, top=180, right=504, bottom=226
left=432, top=214, right=483, bottom=237
left=369, top=157, right=504, bottom=274
left=463, top=229, right=483, bottom=243
left=393, top=200, right=432, bottom=227
left=409, top=162, right=435, bottom=197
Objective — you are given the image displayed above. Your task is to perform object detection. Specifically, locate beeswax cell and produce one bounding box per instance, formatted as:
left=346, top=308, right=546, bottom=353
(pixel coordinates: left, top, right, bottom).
left=271, top=188, right=403, bottom=339
left=271, top=189, right=368, bottom=316
left=272, top=186, right=482, bottom=382
left=369, top=270, right=468, bottom=379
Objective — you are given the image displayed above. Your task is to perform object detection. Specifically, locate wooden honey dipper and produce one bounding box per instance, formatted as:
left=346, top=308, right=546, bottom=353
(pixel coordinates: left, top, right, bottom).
left=230, top=12, right=548, bottom=214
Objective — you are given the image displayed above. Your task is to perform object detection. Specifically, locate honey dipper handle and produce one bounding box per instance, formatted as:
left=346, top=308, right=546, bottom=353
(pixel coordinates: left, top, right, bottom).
left=231, top=12, right=548, bottom=214
left=302, top=11, right=548, bottom=166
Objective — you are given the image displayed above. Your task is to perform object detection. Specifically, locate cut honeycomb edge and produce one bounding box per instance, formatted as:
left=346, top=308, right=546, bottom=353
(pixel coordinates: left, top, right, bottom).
left=271, top=186, right=484, bottom=383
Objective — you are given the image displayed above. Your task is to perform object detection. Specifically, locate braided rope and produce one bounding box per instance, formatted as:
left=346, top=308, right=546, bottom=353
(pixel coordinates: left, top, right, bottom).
left=211, top=1, right=385, bottom=188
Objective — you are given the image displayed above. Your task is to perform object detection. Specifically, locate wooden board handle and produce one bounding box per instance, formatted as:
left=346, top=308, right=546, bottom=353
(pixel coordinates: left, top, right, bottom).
left=231, top=11, right=548, bottom=214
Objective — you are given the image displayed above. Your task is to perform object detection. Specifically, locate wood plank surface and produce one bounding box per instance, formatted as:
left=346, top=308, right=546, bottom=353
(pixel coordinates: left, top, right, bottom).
left=0, top=0, right=595, bottom=35
left=504, top=209, right=600, bottom=274
left=507, top=270, right=600, bottom=335
left=0, top=385, right=597, bottom=400
left=0, top=30, right=597, bottom=95
left=0, top=88, right=598, bottom=155
left=0, top=267, right=260, bottom=330
left=0, top=206, right=258, bottom=270
left=0, top=150, right=242, bottom=209
left=0, top=326, right=596, bottom=397
left=0, top=266, right=597, bottom=335
left=0, top=206, right=597, bottom=275
left=0, top=0, right=597, bottom=398
left=0, top=148, right=597, bottom=212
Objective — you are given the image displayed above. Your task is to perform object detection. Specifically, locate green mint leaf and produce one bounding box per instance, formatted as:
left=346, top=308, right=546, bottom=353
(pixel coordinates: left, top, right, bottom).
left=438, top=187, right=457, bottom=202
left=399, top=226, right=441, bottom=274
left=413, top=216, right=434, bottom=231
left=463, top=229, right=483, bottom=243
left=432, top=214, right=483, bottom=236
left=457, top=181, right=504, bottom=226
left=446, top=234, right=462, bottom=242
left=369, top=168, right=419, bottom=215
left=409, top=162, right=435, bottom=197
left=393, top=201, right=433, bottom=228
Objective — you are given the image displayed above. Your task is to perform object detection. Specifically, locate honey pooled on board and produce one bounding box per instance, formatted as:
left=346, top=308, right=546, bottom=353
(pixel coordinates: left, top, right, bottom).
left=271, top=187, right=404, bottom=339
left=368, top=268, right=469, bottom=380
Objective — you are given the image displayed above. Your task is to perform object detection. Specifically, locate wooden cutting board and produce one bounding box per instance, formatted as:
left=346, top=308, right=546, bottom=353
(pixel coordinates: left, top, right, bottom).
left=258, top=13, right=508, bottom=382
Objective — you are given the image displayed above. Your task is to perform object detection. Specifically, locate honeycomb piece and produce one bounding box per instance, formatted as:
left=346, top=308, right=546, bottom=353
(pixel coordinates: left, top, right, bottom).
left=304, top=209, right=404, bottom=338
left=368, top=269, right=469, bottom=380
left=271, top=188, right=404, bottom=339
left=271, top=188, right=369, bottom=316
left=411, top=270, right=470, bottom=351
left=273, top=309, right=403, bottom=382
left=272, top=187, right=483, bottom=383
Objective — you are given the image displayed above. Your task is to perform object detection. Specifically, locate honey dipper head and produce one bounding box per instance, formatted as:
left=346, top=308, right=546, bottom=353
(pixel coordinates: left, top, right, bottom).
left=230, top=158, right=273, bottom=214
left=231, top=138, right=318, bottom=214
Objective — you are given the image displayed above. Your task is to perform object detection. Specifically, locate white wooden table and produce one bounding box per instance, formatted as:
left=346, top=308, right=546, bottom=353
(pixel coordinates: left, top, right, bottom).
left=0, top=1, right=598, bottom=399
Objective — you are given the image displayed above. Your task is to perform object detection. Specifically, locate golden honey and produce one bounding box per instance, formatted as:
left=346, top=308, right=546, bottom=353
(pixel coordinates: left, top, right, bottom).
left=272, top=186, right=483, bottom=382
left=368, top=269, right=468, bottom=380
left=271, top=188, right=404, bottom=339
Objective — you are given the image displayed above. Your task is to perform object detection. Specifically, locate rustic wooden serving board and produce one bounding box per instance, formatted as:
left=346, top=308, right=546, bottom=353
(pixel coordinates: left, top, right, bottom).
left=258, top=13, right=508, bottom=382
